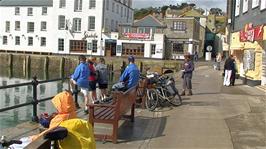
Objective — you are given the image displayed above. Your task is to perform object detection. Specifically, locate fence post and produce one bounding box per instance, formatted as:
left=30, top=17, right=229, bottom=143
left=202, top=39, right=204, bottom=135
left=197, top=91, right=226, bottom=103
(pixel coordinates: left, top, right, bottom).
left=74, top=85, right=80, bottom=109
left=32, top=76, right=39, bottom=122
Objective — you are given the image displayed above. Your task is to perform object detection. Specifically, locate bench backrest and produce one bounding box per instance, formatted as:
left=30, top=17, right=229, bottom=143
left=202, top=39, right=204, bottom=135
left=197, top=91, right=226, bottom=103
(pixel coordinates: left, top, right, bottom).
left=112, top=86, right=137, bottom=118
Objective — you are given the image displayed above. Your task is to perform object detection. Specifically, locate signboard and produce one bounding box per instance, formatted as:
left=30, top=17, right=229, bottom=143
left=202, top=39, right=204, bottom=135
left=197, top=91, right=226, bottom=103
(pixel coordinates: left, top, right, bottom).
left=243, top=50, right=255, bottom=71
left=206, top=45, right=213, bottom=52
left=240, top=24, right=264, bottom=42
left=123, top=33, right=150, bottom=39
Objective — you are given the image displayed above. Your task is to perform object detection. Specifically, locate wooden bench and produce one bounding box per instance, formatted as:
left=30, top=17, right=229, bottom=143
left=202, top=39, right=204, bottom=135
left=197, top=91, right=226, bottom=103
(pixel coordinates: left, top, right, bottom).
left=25, top=137, right=57, bottom=149
left=88, top=86, right=137, bottom=143
left=136, top=78, right=148, bottom=108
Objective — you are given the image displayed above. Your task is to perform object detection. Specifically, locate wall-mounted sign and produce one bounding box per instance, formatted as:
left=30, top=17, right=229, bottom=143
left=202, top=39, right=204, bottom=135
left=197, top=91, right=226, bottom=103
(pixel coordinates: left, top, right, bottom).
left=116, top=45, right=122, bottom=53
left=240, top=23, right=264, bottom=42
left=123, top=33, right=150, bottom=39
left=243, top=50, right=255, bottom=71
left=83, top=31, right=98, bottom=39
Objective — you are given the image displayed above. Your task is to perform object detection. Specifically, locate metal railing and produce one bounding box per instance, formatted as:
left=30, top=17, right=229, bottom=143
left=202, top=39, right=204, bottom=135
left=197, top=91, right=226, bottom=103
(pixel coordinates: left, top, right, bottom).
left=0, top=76, right=79, bottom=122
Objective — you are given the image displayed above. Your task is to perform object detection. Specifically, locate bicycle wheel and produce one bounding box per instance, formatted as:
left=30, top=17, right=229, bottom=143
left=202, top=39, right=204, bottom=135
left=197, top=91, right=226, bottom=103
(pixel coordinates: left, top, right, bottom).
left=145, top=89, right=158, bottom=111
left=165, top=90, right=182, bottom=106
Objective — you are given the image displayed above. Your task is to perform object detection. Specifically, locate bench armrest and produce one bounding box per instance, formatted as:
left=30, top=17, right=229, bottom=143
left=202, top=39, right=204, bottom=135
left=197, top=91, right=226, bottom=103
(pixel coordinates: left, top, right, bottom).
left=87, top=103, right=116, bottom=108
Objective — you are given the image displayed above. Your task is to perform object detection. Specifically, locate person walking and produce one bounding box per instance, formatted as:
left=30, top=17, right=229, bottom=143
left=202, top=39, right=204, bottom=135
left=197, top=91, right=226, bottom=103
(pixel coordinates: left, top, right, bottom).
left=69, top=55, right=90, bottom=113
left=216, top=53, right=222, bottom=71
left=180, top=54, right=194, bottom=96
left=223, top=55, right=234, bottom=86
left=95, top=57, right=109, bottom=101
left=230, top=56, right=237, bottom=86
left=119, top=56, right=140, bottom=90
left=87, top=57, right=98, bottom=105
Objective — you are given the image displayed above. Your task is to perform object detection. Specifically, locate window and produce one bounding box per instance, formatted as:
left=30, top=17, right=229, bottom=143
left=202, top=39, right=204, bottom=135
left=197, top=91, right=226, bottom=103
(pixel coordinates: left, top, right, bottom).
left=28, top=8, right=33, bottom=16
left=92, top=40, right=97, bottom=52
left=27, top=22, right=34, bottom=33
left=111, top=20, right=114, bottom=31
left=58, top=15, right=66, bottom=30
left=123, top=27, right=131, bottom=33
left=116, top=4, right=119, bottom=14
left=15, top=21, right=20, bottom=31
left=151, top=44, right=156, bottom=55
left=261, top=0, right=266, bottom=10
left=172, top=43, right=183, bottom=54
left=106, top=0, right=109, bottom=10
left=124, top=8, right=126, bottom=17
left=121, top=6, right=123, bottom=17
left=15, top=36, right=20, bottom=45
left=70, top=40, right=87, bottom=52
left=243, top=0, right=248, bottom=13
left=112, top=2, right=115, bottom=12
left=15, top=7, right=20, bottom=15
left=58, top=38, right=64, bottom=51
left=28, top=37, right=33, bottom=46
left=252, top=0, right=259, bottom=8
left=41, top=22, right=47, bottom=31
left=42, top=7, right=47, bottom=15
left=40, top=37, right=46, bottom=46
left=73, top=18, right=81, bottom=32
left=235, top=0, right=240, bottom=16
left=138, top=27, right=144, bottom=33
left=74, top=0, right=82, bottom=11
left=89, top=0, right=96, bottom=9
left=3, top=36, right=7, bottom=45
left=59, top=0, right=66, bottom=8
left=88, top=16, right=95, bottom=30
left=173, top=21, right=186, bottom=31
left=5, top=21, right=10, bottom=32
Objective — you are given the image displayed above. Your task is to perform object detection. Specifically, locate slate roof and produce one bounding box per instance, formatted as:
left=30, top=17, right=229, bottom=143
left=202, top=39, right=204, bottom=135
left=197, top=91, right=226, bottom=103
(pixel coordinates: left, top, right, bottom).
left=0, top=0, right=53, bottom=6
left=133, top=15, right=165, bottom=28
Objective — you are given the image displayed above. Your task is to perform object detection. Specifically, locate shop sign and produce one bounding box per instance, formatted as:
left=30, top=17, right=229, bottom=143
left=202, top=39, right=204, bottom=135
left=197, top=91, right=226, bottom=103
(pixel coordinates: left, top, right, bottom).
left=240, top=23, right=264, bottom=42
left=123, top=33, right=150, bottom=39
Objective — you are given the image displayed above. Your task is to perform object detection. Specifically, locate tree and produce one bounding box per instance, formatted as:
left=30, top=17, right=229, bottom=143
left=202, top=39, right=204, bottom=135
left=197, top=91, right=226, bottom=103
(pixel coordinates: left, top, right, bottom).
left=209, top=8, right=224, bottom=16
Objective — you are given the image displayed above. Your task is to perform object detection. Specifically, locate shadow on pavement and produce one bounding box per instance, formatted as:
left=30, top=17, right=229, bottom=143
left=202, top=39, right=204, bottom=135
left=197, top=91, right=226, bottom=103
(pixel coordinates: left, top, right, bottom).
left=118, top=116, right=167, bottom=143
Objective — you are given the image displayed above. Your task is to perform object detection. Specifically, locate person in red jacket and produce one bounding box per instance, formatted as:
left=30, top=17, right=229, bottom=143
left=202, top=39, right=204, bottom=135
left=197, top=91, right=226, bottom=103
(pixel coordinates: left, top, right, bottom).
left=87, top=57, right=98, bottom=107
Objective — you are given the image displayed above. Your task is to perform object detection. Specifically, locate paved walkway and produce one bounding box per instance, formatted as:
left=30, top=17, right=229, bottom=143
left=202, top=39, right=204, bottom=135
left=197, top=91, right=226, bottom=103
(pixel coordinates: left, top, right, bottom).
left=2, top=61, right=265, bottom=149
left=94, top=61, right=265, bottom=149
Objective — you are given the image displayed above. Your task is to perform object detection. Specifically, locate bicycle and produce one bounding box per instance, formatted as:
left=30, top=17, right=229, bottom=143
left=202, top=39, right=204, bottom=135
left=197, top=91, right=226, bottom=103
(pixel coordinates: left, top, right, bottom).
left=145, top=73, right=182, bottom=111
left=0, top=136, right=22, bottom=149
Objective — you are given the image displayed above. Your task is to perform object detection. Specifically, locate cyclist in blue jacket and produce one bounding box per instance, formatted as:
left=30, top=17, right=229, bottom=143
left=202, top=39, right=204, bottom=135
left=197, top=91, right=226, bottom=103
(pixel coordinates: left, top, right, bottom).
left=119, top=56, right=140, bottom=90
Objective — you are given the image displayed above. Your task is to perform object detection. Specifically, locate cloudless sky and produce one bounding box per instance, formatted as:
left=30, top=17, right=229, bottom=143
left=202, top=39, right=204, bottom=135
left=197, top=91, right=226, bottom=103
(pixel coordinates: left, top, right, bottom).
left=133, top=0, right=227, bottom=11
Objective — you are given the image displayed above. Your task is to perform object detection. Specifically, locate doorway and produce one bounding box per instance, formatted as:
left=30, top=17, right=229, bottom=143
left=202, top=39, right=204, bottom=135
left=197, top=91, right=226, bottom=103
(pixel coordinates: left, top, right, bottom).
left=105, top=40, right=117, bottom=57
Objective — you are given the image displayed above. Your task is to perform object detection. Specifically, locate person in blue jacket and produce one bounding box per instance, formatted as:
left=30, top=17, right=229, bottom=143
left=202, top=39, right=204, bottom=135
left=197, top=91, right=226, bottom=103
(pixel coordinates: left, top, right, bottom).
left=70, top=55, right=90, bottom=113
left=119, top=56, right=140, bottom=90
left=180, top=53, right=194, bottom=96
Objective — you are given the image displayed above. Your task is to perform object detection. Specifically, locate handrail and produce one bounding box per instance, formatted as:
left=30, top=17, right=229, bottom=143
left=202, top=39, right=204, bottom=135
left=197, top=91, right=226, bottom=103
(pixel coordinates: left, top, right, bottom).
left=0, top=76, right=79, bottom=122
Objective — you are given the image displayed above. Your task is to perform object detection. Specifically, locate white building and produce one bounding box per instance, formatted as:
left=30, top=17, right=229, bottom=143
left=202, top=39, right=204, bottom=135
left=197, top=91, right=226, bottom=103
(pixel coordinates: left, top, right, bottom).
left=108, top=15, right=165, bottom=59
left=0, top=0, right=134, bottom=56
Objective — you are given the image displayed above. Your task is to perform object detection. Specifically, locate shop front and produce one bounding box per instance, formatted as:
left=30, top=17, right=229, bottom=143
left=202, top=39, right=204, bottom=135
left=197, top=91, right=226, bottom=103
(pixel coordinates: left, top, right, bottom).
left=230, top=24, right=265, bottom=86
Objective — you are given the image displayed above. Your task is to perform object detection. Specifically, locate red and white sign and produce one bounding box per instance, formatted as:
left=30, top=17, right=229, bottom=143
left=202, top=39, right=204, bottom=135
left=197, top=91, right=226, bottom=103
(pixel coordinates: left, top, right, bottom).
left=240, top=23, right=264, bottom=42
left=123, top=33, right=150, bottom=39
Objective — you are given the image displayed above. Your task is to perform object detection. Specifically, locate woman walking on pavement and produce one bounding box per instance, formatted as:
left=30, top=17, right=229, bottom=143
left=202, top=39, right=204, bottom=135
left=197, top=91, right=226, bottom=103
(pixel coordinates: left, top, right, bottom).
left=223, top=55, right=234, bottom=86
left=87, top=57, right=98, bottom=106
left=181, top=53, right=194, bottom=96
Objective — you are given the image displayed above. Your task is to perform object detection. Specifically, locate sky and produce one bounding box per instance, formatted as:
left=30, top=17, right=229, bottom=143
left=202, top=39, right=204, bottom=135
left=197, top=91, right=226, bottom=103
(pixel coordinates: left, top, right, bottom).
left=133, top=0, right=227, bottom=11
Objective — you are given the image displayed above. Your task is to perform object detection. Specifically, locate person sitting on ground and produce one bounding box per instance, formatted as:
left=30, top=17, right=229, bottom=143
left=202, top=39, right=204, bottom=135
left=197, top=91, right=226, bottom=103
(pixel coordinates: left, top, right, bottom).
left=119, top=56, right=140, bottom=90
left=87, top=57, right=98, bottom=105
left=95, top=57, right=109, bottom=101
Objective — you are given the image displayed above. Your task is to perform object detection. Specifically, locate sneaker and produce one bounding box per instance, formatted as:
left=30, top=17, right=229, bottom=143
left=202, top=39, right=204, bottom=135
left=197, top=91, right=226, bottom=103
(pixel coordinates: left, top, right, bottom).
left=84, top=109, right=89, bottom=114
left=93, top=100, right=100, bottom=104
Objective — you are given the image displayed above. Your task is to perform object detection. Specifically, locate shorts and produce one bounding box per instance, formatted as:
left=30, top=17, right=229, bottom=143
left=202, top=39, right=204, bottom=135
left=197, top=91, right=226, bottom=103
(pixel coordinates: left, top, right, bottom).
left=71, top=79, right=88, bottom=96
left=80, top=88, right=88, bottom=97
left=99, top=83, right=108, bottom=89
left=88, top=81, right=96, bottom=91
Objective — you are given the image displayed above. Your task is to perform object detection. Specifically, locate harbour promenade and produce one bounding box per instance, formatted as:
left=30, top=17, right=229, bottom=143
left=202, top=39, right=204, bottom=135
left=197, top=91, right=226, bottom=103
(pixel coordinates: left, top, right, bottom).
left=1, top=61, right=265, bottom=149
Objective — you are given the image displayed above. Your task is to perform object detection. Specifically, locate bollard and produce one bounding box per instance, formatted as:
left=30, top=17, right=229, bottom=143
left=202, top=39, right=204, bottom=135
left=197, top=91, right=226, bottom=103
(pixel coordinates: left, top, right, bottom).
left=60, top=57, right=65, bottom=78
left=32, top=76, right=39, bottom=122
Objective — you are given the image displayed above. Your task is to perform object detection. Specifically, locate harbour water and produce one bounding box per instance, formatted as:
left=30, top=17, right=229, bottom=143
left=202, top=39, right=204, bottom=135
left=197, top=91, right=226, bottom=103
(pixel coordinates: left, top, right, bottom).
left=0, top=67, right=70, bottom=130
